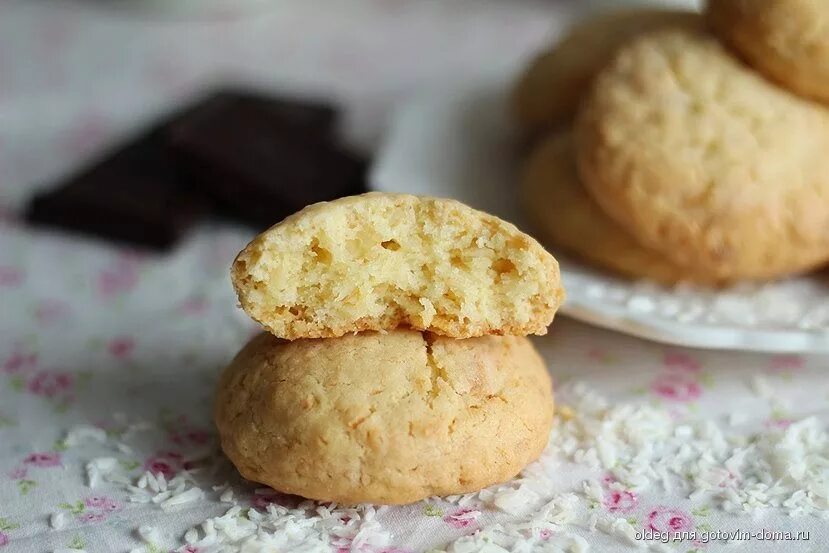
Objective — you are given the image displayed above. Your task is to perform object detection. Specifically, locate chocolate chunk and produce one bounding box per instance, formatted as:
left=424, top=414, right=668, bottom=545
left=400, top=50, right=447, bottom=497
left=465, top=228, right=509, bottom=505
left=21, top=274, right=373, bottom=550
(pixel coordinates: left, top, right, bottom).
left=25, top=88, right=361, bottom=249
left=194, top=89, right=339, bottom=136
left=26, top=125, right=208, bottom=250
left=168, top=91, right=366, bottom=229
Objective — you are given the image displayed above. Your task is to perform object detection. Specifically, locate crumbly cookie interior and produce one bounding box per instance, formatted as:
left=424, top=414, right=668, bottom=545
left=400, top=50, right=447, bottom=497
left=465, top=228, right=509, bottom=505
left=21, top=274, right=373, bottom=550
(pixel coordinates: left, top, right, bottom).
left=232, top=194, right=562, bottom=339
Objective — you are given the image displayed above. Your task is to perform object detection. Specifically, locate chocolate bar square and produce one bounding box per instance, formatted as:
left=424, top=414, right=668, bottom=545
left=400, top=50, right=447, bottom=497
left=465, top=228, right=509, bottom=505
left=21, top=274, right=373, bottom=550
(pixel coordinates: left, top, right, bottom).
left=26, top=125, right=208, bottom=250
left=25, top=88, right=362, bottom=249
left=167, top=92, right=366, bottom=228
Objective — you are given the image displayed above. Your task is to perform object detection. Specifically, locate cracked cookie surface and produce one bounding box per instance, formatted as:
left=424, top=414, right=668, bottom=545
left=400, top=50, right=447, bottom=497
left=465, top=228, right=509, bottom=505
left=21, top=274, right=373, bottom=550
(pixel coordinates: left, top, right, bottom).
left=214, top=330, right=554, bottom=504
left=232, top=192, right=564, bottom=340
left=576, top=27, right=829, bottom=280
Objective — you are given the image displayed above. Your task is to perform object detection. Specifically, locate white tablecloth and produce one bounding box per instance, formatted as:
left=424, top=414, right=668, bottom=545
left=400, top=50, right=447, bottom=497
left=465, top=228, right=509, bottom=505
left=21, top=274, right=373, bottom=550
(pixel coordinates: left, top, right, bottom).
left=1, top=2, right=828, bottom=552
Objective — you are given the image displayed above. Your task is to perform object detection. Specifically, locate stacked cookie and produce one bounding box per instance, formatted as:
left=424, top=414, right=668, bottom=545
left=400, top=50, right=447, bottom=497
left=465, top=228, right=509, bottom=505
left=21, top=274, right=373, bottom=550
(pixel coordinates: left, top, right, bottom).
left=512, top=3, right=829, bottom=285
left=215, top=192, right=565, bottom=504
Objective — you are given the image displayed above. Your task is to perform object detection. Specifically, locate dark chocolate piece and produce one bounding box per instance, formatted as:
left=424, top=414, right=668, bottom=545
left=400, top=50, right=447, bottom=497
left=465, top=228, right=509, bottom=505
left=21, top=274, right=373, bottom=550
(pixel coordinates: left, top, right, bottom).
left=194, top=89, right=339, bottom=137
left=25, top=88, right=359, bottom=248
left=26, top=125, right=208, bottom=250
left=168, top=92, right=366, bottom=229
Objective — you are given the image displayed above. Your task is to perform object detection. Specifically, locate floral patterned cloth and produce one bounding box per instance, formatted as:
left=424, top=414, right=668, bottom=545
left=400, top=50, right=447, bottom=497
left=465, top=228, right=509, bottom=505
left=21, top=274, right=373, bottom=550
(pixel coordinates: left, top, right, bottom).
left=1, top=2, right=828, bottom=552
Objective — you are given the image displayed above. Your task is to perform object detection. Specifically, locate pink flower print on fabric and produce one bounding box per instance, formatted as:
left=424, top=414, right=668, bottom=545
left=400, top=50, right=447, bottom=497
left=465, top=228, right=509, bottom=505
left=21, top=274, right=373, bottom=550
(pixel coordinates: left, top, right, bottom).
left=144, top=451, right=194, bottom=478
left=770, top=355, right=804, bottom=373
left=97, top=261, right=138, bottom=298
left=651, top=374, right=701, bottom=403
left=84, top=496, right=121, bottom=513
left=2, top=350, right=37, bottom=374
left=24, top=452, right=61, bottom=467
left=663, top=352, right=701, bottom=373
left=169, top=428, right=212, bottom=448
left=0, top=266, right=23, bottom=287
left=251, top=491, right=301, bottom=511
left=0, top=532, right=8, bottom=547
left=765, top=418, right=794, bottom=430
left=78, top=512, right=106, bottom=524
left=27, top=371, right=73, bottom=398
left=443, top=508, right=480, bottom=529
left=604, top=490, right=638, bottom=513
left=179, top=296, right=209, bottom=316
left=34, top=299, right=70, bottom=325
left=108, top=336, right=134, bottom=359
left=647, top=506, right=693, bottom=536
left=144, top=454, right=179, bottom=479
left=7, top=467, right=27, bottom=480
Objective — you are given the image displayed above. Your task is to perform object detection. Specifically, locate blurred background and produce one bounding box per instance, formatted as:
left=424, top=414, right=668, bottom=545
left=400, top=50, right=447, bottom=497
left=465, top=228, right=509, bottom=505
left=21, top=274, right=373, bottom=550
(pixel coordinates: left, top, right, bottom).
left=0, top=0, right=570, bottom=212
left=0, top=0, right=703, bottom=218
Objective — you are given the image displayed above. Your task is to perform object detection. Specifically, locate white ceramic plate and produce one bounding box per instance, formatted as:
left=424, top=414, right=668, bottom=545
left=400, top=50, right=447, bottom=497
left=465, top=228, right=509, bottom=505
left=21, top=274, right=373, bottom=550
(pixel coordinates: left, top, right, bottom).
left=370, top=77, right=829, bottom=352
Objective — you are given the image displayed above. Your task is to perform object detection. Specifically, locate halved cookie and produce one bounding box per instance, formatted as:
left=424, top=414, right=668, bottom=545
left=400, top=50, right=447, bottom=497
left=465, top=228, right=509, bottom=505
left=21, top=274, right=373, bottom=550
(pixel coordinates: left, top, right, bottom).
left=232, top=192, right=564, bottom=339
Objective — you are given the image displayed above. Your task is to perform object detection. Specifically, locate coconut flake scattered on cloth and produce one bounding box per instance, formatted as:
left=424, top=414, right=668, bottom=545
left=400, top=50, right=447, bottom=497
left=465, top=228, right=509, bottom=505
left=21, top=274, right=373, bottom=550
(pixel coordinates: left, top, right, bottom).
left=40, top=381, right=829, bottom=553
left=547, top=383, right=829, bottom=517
left=434, top=382, right=829, bottom=552
left=176, top=503, right=391, bottom=553
left=64, top=424, right=108, bottom=447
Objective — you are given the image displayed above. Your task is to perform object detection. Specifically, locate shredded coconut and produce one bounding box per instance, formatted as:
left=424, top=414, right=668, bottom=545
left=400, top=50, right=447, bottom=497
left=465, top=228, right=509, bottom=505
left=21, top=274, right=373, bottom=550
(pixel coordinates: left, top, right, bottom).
left=750, top=375, right=774, bottom=399
left=175, top=503, right=391, bottom=552
left=64, top=424, right=107, bottom=446
left=440, top=382, right=829, bottom=552
left=49, top=511, right=66, bottom=530
left=86, top=457, right=118, bottom=488
left=161, top=487, right=205, bottom=511
left=61, top=381, right=829, bottom=552
left=137, top=524, right=162, bottom=545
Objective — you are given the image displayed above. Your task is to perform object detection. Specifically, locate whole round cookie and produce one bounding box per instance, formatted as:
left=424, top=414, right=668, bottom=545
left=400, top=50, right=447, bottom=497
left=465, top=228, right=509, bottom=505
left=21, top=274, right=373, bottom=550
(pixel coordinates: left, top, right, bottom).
left=522, top=131, right=721, bottom=285
left=511, top=8, right=700, bottom=136
left=576, top=28, right=829, bottom=280
left=232, top=192, right=564, bottom=340
left=214, top=330, right=554, bottom=504
left=707, top=0, right=829, bottom=103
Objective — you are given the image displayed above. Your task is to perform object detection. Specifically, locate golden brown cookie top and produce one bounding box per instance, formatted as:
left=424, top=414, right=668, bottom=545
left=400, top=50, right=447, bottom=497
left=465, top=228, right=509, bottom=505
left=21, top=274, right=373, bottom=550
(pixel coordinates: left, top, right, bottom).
left=214, top=330, right=554, bottom=504
left=576, top=27, right=829, bottom=280
left=511, top=8, right=700, bottom=136
left=707, top=0, right=829, bottom=102
left=522, top=130, right=723, bottom=285
left=232, top=192, right=564, bottom=340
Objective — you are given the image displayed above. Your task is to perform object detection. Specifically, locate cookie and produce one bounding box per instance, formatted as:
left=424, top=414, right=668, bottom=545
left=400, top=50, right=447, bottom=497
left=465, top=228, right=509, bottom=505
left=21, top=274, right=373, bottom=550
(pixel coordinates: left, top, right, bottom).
left=214, top=330, right=554, bottom=504
left=511, top=8, right=700, bottom=136
left=522, top=131, right=721, bottom=285
left=232, top=192, right=564, bottom=340
left=707, top=0, right=829, bottom=103
left=576, top=28, right=829, bottom=280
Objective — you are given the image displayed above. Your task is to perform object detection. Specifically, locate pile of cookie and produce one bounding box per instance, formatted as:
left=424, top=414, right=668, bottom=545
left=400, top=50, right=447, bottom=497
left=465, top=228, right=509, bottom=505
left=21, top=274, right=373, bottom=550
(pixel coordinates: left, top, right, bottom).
left=214, top=192, right=565, bottom=504
left=512, top=1, right=829, bottom=285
